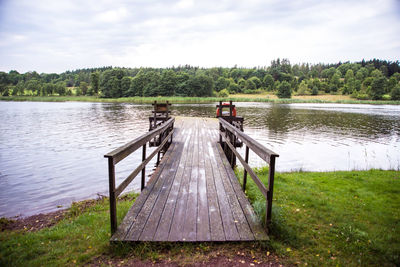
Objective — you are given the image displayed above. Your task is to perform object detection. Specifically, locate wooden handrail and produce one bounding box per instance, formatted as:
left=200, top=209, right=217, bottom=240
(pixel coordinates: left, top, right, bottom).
left=105, top=118, right=175, bottom=164
left=105, top=117, right=175, bottom=234
left=219, top=118, right=278, bottom=163
left=219, top=117, right=279, bottom=227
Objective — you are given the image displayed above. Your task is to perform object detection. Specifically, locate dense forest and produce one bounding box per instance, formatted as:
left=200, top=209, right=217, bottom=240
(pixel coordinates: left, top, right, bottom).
left=1, top=59, right=400, bottom=100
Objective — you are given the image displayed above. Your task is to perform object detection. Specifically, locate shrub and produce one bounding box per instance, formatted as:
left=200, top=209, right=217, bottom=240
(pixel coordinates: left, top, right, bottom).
left=227, top=83, right=240, bottom=93
left=277, top=81, right=292, bottom=98
left=356, top=93, right=370, bottom=100
left=218, top=89, right=229, bottom=97
left=311, top=86, right=318, bottom=95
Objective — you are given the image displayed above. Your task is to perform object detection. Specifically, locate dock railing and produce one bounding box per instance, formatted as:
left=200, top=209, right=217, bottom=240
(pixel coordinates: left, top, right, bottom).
left=104, top=117, right=175, bottom=234
left=219, top=117, right=279, bottom=227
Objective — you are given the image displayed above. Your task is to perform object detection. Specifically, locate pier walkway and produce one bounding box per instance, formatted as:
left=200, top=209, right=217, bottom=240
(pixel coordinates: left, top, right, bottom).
left=109, top=117, right=269, bottom=242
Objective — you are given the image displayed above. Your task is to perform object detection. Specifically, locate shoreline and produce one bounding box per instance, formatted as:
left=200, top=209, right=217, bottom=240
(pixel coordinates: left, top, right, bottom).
left=1, top=95, right=400, bottom=105
left=1, top=169, right=399, bottom=221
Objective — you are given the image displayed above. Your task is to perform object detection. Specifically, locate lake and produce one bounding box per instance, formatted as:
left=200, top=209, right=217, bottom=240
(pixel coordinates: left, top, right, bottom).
left=0, top=101, right=399, bottom=217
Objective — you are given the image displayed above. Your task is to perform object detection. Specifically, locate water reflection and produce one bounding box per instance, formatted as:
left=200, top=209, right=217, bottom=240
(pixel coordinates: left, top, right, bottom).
left=0, top=101, right=399, bottom=218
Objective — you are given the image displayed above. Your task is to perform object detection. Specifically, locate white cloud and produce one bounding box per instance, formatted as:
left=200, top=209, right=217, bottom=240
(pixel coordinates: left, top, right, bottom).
left=0, top=0, right=399, bottom=73
left=95, top=7, right=129, bottom=23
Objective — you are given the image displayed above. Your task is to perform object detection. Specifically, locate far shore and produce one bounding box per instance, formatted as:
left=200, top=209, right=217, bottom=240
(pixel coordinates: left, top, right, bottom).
left=1, top=94, right=400, bottom=105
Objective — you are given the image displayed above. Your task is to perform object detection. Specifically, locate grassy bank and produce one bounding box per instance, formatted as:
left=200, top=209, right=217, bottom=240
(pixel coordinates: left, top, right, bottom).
left=238, top=168, right=400, bottom=266
left=1, top=95, right=400, bottom=105
left=1, top=170, right=399, bottom=266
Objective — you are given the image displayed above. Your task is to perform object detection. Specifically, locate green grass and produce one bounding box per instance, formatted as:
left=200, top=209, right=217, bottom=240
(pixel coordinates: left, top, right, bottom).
left=236, top=168, right=400, bottom=266
left=1, top=95, right=400, bottom=104
left=0, top=194, right=138, bottom=266
left=0, top=193, right=270, bottom=266
left=1, top=170, right=399, bottom=266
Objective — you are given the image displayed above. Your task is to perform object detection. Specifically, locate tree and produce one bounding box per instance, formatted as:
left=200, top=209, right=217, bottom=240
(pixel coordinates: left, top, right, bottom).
left=392, top=72, right=400, bottom=82
left=90, top=72, right=100, bottom=94
left=0, top=72, right=10, bottom=95
left=387, top=76, right=398, bottom=93
left=79, top=81, right=88, bottom=95
left=175, top=72, right=190, bottom=96
left=249, top=76, right=262, bottom=89
left=329, top=72, right=341, bottom=92
left=277, top=81, right=291, bottom=98
left=369, top=77, right=386, bottom=100
left=16, top=80, right=25, bottom=95
left=297, top=80, right=310, bottom=95
left=263, top=74, right=274, bottom=90
left=187, top=74, right=213, bottom=97
left=244, top=79, right=256, bottom=91
left=158, top=70, right=177, bottom=96
left=344, top=69, right=354, bottom=84
left=390, top=84, right=400, bottom=100
left=55, top=82, right=66, bottom=96
left=215, top=77, right=230, bottom=92
left=26, top=79, right=42, bottom=95
left=370, top=69, right=383, bottom=78
left=356, top=67, right=368, bottom=80
left=228, top=83, right=240, bottom=93
left=100, top=69, right=125, bottom=97
left=142, top=71, right=160, bottom=97
left=121, top=76, right=131, bottom=96
left=238, top=78, right=246, bottom=91
left=129, top=70, right=145, bottom=96
left=321, top=67, right=336, bottom=80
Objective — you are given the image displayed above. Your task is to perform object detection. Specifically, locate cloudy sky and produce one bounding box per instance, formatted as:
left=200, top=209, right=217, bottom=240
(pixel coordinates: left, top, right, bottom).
left=0, top=0, right=399, bottom=73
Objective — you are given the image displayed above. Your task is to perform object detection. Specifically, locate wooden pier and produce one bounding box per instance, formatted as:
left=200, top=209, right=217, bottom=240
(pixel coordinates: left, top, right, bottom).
left=105, top=110, right=278, bottom=242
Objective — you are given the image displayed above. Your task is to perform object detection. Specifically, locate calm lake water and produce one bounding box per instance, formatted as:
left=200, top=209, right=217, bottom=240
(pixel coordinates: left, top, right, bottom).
left=0, top=101, right=399, bottom=217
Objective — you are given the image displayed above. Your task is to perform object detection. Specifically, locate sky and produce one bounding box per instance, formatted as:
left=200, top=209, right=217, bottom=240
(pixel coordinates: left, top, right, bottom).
left=0, top=0, right=399, bottom=73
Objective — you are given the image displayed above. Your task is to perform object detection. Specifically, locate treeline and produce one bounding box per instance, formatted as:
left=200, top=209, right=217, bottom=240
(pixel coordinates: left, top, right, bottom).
left=1, top=59, right=400, bottom=100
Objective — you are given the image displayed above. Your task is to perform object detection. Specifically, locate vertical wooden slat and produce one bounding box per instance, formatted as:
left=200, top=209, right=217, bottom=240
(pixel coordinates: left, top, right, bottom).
left=266, top=155, right=276, bottom=225
left=108, top=157, right=117, bottom=234
left=243, top=145, right=249, bottom=191
left=229, top=100, right=233, bottom=116
left=141, top=144, right=146, bottom=191
left=157, top=151, right=160, bottom=166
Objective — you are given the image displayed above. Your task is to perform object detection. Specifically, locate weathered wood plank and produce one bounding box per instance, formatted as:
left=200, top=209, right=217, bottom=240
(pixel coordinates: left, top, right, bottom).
left=168, top=120, right=195, bottom=241
left=211, top=129, right=269, bottom=240
left=124, top=138, right=181, bottom=241
left=139, top=127, right=186, bottom=241
left=110, top=141, right=176, bottom=241
left=182, top=119, right=199, bottom=241
left=153, top=126, right=191, bottom=241
left=201, top=120, right=225, bottom=241
left=212, top=140, right=254, bottom=241
left=196, top=119, right=211, bottom=241
left=205, top=122, right=240, bottom=241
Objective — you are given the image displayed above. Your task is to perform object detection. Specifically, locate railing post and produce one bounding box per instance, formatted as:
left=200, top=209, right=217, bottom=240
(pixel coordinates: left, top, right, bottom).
left=141, top=144, right=146, bottom=191
left=243, top=145, right=249, bottom=191
left=230, top=132, right=236, bottom=167
left=219, top=123, right=222, bottom=144
left=108, top=157, right=117, bottom=234
left=266, top=155, right=276, bottom=225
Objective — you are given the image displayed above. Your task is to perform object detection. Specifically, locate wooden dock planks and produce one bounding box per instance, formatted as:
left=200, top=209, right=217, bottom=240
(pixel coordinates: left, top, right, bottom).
left=112, top=117, right=268, bottom=242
